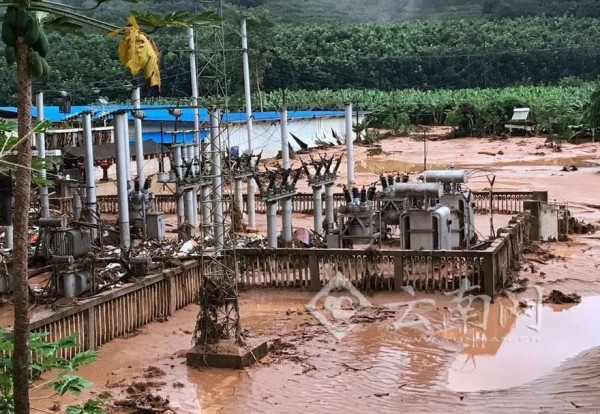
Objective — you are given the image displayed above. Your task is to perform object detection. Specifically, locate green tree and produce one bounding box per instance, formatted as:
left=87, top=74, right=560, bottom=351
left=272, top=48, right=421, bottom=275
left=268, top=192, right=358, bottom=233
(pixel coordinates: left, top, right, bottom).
left=0, top=330, right=100, bottom=413
left=0, top=2, right=217, bottom=412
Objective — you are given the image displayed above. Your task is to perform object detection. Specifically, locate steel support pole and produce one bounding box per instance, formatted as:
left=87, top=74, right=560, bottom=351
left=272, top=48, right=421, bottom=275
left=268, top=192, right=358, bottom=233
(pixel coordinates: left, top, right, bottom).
left=132, top=87, right=145, bottom=185
left=267, top=201, right=278, bottom=248
left=114, top=112, right=131, bottom=249
left=280, top=108, right=292, bottom=242
left=313, top=186, right=323, bottom=235
left=345, top=102, right=354, bottom=188
left=83, top=112, right=98, bottom=240
left=35, top=92, right=50, bottom=218
left=188, top=26, right=200, bottom=172
left=185, top=189, right=195, bottom=232
left=173, top=145, right=185, bottom=234
left=210, top=108, right=224, bottom=251
left=123, top=115, right=132, bottom=184
left=241, top=19, right=256, bottom=228
left=325, top=184, right=335, bottom=233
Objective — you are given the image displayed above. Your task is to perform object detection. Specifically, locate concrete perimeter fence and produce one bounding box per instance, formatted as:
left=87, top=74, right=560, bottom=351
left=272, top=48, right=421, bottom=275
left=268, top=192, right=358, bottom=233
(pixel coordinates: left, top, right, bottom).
left=80, top=191, right=547, bottom=216
left=2, top=211, right=532, bottom=357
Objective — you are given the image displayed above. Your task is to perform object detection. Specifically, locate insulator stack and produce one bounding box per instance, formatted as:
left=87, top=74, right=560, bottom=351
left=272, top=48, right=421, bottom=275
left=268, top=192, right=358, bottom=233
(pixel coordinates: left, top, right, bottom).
left=367, top=186, right=376, bottom=201
left=387, top=175, right=394, bottom=186
left=352, top=187, right=359, bottom=202
left=380, top=174, right=388, bottom=189
left=360, top=186, right=367, bottom=203
left=343, top=186, right=352, bottom=203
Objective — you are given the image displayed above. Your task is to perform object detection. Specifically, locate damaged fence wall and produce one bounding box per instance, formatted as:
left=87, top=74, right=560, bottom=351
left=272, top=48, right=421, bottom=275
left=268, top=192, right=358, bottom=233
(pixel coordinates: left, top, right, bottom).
left=7, top=261, right=202, bottom=357
left=89, top=191, right=548, bottom=216
left=7, top=215, right=530, bottom=356
left=237, top=213, right=532, bottom=297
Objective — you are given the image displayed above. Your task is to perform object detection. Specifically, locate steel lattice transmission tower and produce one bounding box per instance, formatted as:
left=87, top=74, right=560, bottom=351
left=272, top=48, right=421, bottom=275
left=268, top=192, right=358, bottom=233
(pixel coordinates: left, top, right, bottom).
left=191, top=0, right=241, bottom=346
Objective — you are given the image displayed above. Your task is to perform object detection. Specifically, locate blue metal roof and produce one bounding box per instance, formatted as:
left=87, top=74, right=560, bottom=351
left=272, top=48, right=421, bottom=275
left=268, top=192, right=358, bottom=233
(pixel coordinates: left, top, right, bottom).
left=0, top=105, right=347, bottom=123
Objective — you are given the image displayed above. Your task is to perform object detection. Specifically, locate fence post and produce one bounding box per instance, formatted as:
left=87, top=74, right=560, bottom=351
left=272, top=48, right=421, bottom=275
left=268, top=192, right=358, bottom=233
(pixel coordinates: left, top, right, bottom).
left=86, top=307, right=96, bottom=350
left=309, top=252, right=320, bottom=292
left=483, top=253, right=495, bottom=300
left=167, top=272, right=177, bottom=315
left=394, top=253, right=404, bottom=292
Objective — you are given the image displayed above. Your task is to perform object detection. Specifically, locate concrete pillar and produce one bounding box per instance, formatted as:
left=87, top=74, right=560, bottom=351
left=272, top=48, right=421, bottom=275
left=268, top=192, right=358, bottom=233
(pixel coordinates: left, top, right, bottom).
left=313, top=186, right=323, bottom=235
left=234, top=178, right=243, bottom=215
left=267, top=201, right=278, bottom=248
left=325, top=184, right=335, bottom=233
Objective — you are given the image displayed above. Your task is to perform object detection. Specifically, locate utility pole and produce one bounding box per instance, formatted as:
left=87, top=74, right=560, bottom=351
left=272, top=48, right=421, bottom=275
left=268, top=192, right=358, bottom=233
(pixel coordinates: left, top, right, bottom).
left=241, top=18, right=256, bottom=228
left=280, top=107, right=292, bottom=243
left=345, top=103, right=354, bottom=188
left=35, top=92, right=49, bottom=219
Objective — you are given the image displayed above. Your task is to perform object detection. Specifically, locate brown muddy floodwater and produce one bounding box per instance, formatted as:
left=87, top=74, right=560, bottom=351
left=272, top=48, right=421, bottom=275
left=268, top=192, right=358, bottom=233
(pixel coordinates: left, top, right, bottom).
left=42, top=290, right=600, bottom=414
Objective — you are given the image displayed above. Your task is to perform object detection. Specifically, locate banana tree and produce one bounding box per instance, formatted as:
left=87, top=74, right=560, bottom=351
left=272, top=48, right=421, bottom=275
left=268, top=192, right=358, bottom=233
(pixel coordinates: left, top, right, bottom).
left=0, top=1, right=217, bottom=412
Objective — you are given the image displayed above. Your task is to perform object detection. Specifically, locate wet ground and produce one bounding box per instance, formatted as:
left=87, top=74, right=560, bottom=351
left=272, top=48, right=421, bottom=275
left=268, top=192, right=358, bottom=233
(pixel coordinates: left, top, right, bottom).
left=33, top=288, right=600, bottom=413
left=20, top=134, right=600, bottom=412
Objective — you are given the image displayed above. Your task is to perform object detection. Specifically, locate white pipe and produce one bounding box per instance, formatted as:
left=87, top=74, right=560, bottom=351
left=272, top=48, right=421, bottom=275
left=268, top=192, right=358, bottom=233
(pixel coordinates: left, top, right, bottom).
left=83, top=112, right=97, bottom=240
left=210, top=108, right=224, bottom=251
left=35, top=92, right=49, bottom=218
left=185, top=189, right=195, bottom=232
left=132, top=87, right=145, bottom=185
left=345, top=102, right=354, bottom=188
left=280, top=108, right=292, bottom=242
left=241, top=19, right=256, bottom=228
left=114, top=112, right=131, bottom=249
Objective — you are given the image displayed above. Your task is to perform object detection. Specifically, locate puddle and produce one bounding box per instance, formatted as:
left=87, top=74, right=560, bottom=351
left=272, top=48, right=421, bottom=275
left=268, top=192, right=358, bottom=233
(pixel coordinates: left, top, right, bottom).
left=446, top=295, right=600, bottom=392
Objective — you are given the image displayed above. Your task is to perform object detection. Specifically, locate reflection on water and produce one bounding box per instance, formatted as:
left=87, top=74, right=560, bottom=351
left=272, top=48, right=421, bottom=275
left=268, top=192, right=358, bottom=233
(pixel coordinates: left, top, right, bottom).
left=447, top=296, right=600, bottom=392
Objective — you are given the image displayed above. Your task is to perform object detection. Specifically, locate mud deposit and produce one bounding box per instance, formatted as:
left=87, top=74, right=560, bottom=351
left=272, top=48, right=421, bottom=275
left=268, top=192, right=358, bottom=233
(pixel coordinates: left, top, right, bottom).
left=35, top=290, right=600, bottom=414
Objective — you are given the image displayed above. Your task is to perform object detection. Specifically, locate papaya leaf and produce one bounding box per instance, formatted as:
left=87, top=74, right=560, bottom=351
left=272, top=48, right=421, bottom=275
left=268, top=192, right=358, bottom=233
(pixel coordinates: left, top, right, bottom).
left=113, top=16, right=161, bottom=90
left=57, top=333, right=78, bottom=349
left=67, top=349, right=97, bottom=371
left=52, top=375, right=93, bottom=396
left=66, top=399, right=106, bottom=414
left=131, top=10, right=220, bottom=30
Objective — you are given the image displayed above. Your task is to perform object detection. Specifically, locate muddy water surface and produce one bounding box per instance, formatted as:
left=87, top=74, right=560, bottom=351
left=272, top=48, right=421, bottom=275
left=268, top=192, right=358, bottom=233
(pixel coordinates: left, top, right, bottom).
left=447, top=295, right=600, bottom=392
left=39, top=290, right=600, bottom=414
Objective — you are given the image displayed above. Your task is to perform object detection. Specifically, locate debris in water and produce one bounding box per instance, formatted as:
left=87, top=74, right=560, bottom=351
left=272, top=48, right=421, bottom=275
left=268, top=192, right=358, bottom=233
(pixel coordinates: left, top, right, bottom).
left=543, top=290, right=582, bottom=304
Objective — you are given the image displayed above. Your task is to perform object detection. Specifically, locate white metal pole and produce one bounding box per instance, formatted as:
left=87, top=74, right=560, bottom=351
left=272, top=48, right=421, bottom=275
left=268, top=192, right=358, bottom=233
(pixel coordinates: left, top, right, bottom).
left=313, top=186, right=323, bottom=235
left=210, top=108, right=224, bottom=251
left=132, top=87, right=145, bottom=185
left=280, top=108, right=292, bottom=242
left=122, top=113, right=132, bottom=184
left=188, top=27, right=201, bottom=178
left=114, top=112, right=131, bottom=249
left=35, top=92, right=49, bottom=218
left=83, top=112, right=98, bottom=240
left=174, top=145, right=185, bottom=234
left=345, top=102, right=354, bottom=189
left=241, top=19, right=256, bottom=228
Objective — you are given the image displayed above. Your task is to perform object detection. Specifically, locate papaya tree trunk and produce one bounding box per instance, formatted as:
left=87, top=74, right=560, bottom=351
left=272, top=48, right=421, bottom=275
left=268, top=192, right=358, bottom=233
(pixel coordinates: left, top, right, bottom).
left=12, top=36, right=32, bottom=414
